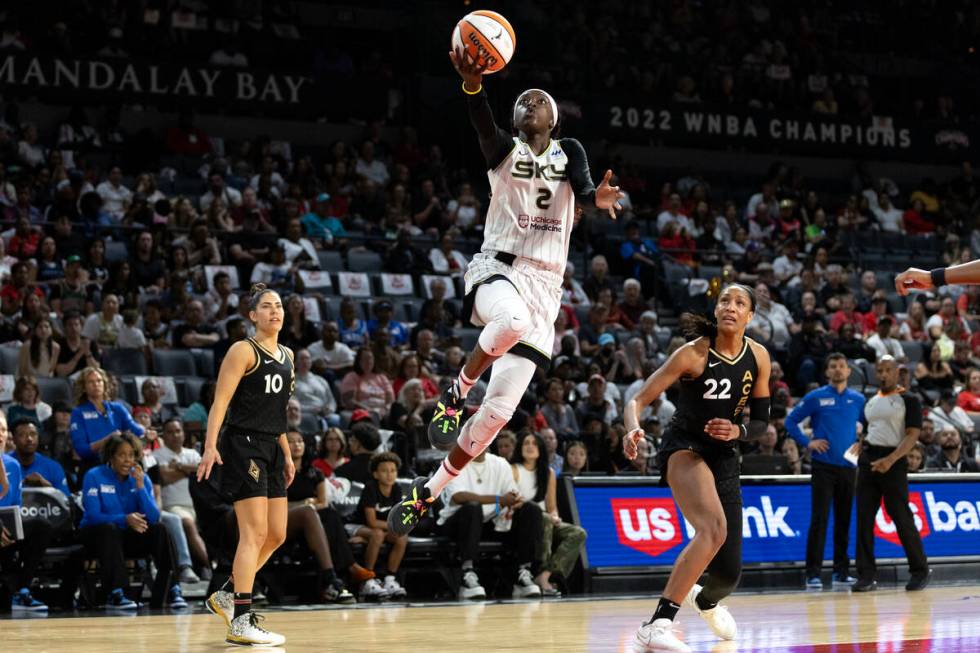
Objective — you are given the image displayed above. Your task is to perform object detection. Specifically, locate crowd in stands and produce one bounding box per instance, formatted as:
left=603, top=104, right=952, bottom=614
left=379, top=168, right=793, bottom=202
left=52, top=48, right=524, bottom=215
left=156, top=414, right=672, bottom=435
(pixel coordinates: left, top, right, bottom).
left=0, top=0, right=979, bottom=616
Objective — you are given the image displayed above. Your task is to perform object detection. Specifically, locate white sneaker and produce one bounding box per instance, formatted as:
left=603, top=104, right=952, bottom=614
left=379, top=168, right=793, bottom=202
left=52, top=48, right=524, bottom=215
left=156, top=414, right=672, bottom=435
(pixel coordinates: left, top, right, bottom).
left=684, top=583, right=737, bottom=641
left=512, top=567, right=542, bottom=599
left=226, top=612, right=285, bottom=646
left=382, top=575, right=407, bottom=599
left=206, top=590, right=234, bottom=627
left=458, top=569, right=486, bottom=600
left=633, top=618, right=691, bottom=652
left=360, top=577, right=389, bottom=601
left=177, top=565, right=200, bottom=584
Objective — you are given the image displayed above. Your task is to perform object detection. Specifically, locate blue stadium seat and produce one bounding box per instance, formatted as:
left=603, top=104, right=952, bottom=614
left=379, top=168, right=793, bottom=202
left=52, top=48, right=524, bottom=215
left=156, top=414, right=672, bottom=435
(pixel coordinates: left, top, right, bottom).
left=153, top=350, right=197, bottom=377
left=347, top=250, right=383, bottom=273
left=105, top=241, right=129, bottom=263
left=37, top=377, right=72, bottom=406
left=102, top=348, right=149, bottom=376
left=0, top=346, right=19, bottom=374
left=317, top=250, right=344, bottom=272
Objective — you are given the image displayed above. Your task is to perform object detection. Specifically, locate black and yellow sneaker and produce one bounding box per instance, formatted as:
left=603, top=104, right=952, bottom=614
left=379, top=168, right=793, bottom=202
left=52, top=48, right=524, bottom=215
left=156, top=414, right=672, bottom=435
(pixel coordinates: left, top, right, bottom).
left=428, top=382, right=465, bottom=450
left=387, top=477, right=433, bottom=536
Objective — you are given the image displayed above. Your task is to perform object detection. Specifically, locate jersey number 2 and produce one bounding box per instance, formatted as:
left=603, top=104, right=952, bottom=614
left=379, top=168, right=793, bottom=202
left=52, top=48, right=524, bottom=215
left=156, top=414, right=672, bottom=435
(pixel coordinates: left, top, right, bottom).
left=703, top=378, right=731, bottom=400
left=264, top=373, right=283, bottom=394
left=536, top=188, right=552, bottom=210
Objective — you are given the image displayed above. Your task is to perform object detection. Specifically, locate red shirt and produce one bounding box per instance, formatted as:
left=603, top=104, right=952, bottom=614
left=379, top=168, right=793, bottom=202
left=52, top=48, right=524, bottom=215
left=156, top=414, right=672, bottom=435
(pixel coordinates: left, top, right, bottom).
left=8, top=231, right=40, bottom=259
left=957, top=391, right=980, bottom=412
left=392, top=376, right=439, bottom=399
left=903, top=209, right=934, bottom=234
left=658, top=233, right=696, bottom=264
left=830, top=309, right=864, bottom=333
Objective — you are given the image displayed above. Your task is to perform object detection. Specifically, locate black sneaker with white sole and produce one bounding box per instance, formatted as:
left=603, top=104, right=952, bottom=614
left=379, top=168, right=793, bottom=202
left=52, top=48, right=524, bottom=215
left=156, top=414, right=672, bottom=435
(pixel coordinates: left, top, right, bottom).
left=386, top=477, right=433, bottom=536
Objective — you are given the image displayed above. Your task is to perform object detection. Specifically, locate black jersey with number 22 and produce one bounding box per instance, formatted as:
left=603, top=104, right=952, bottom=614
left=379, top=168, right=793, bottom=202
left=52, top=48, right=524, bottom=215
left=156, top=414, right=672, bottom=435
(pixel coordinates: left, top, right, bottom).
left=226, top=338, right=295, bottom=437
left=665, top=336, right=759, bottom=448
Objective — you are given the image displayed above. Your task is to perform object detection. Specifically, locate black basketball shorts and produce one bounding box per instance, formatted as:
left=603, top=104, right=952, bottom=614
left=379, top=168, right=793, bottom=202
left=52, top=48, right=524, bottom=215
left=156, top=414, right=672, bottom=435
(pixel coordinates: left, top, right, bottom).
left=656, top=428, right=742, bottom=506
left=219, top=430, right=286, bottom=502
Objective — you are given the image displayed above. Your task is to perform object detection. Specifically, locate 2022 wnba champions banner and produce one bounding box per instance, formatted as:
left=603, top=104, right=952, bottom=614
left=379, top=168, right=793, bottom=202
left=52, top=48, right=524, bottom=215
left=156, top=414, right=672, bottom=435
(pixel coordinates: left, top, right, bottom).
left=570, top=476, right=980, bottom=568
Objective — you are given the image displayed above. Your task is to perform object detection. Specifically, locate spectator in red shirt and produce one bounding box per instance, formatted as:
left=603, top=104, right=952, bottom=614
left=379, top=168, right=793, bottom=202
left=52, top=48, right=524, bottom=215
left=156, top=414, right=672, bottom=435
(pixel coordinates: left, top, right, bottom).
left=8, top=216, right=41, bottom=260
left=657, top=222, right=696, bottom=267
left=861, top=291, right=890, bottom=334
left=829, top=293, right=865, bottom=334
left=957, top=369, right=980, bottom=416
left=903, top=198, right=934, bottom=234
left=164, top=109, right=212, bottom=156
left=0, top=261, right=43, bottom=310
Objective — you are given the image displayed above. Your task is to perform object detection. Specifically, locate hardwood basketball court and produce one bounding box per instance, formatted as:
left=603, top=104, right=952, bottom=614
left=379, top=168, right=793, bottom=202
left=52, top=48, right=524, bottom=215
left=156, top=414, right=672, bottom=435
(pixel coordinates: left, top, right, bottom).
left=5, top=584, right=980, bottom=652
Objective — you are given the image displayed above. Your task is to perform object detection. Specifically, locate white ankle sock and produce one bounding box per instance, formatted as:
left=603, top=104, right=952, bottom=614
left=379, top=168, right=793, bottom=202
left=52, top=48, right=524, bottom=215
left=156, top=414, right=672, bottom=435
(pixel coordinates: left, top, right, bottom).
left=457, top=371, right=476, bottom=399
left=425, top=458, right=461, bottom=497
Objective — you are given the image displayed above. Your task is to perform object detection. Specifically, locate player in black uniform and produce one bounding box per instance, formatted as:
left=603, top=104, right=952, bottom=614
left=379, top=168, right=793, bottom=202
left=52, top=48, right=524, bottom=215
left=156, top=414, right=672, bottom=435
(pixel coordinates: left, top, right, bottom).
left=197, top=283, right=295, bottom=647
left=623, top=284, right=771, bottom=653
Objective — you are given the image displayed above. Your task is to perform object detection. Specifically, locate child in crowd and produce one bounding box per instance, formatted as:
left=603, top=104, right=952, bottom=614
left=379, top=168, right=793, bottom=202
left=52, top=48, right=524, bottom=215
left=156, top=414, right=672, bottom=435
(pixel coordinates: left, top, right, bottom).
left=354, top=452, right=408, bottom=600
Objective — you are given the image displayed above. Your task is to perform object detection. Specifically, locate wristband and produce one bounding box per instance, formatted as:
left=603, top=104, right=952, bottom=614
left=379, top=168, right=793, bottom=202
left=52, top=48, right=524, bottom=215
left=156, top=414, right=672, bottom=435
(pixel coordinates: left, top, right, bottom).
left=462, top=81, right=482, bottom=95
left=494, top=495, right=500, bottom=515
left=930, top=267, right=947, bottom=288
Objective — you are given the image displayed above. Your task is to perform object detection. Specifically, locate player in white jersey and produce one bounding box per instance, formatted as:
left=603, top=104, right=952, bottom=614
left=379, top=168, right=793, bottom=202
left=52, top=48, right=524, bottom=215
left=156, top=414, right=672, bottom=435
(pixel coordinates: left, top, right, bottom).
left=388, top=47, right=624, bottom=536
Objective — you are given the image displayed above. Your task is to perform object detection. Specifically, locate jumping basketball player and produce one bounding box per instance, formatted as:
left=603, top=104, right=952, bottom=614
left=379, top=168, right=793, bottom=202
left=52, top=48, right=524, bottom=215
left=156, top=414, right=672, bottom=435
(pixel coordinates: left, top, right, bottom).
left=197, top=283, right=295, bottom=647
left=624, top=285, right=771, bottom=653
left=388, top=47, right=624, bottom=535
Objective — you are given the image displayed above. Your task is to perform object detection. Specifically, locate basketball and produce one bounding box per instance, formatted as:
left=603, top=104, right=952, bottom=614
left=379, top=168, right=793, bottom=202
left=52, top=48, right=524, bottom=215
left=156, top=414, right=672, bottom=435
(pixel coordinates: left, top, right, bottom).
left=451, top=10, right=516, bottom=74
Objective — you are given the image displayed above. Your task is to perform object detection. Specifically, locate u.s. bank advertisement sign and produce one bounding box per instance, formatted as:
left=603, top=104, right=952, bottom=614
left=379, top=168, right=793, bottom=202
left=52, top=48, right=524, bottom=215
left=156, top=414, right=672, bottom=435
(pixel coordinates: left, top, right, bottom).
left=574, top=480, right=980, bottom=567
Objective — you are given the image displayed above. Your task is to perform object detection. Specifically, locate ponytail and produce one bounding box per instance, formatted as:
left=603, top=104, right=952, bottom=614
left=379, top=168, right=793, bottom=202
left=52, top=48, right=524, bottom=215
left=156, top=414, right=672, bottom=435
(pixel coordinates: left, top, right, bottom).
left=679, top=312, right=718, bottom=341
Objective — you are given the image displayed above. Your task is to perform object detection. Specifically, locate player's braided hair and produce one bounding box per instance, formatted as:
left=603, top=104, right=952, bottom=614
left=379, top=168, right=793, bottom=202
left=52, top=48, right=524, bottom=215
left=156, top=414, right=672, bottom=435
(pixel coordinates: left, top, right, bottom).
left=679, top=284, right=756, bottom=340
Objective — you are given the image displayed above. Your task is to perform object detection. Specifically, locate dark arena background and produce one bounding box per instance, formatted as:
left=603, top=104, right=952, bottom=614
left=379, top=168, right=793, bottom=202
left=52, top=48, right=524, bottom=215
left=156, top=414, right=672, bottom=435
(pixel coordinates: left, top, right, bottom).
left=2, top=1, right=980, bottom=651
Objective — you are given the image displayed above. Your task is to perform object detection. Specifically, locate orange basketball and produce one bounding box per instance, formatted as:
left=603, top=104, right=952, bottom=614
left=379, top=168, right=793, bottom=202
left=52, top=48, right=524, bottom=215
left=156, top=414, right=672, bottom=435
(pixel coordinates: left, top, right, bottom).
left=451, top=10, right=516, bottom=74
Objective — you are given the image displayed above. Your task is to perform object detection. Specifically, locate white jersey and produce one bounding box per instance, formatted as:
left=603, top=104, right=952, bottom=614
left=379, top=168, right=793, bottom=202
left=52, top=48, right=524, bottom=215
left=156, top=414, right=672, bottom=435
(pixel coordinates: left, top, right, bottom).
left=483, top=138, right=575, bottom=276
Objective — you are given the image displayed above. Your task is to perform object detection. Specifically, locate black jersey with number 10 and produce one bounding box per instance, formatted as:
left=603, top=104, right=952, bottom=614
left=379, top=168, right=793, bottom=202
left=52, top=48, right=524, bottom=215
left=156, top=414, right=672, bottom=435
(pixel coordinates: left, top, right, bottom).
left=226, top=338, right=295, bottom=437
left=665, top=336, right=759, bottom=447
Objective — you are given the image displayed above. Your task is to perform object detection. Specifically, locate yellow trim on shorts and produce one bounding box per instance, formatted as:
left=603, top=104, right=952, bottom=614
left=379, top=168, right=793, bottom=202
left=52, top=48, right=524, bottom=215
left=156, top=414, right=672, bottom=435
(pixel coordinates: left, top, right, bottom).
left=516, top=340, right=550, bottom=358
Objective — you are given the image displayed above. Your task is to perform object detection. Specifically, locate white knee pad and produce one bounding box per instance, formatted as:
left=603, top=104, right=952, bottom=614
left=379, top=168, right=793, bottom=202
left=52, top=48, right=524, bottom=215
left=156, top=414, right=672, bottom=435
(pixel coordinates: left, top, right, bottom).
left=457, top=395, right=517, bottom=457
left=476, top=291, right=532, bottom=356
left=457, top=353, right=536, bottom=457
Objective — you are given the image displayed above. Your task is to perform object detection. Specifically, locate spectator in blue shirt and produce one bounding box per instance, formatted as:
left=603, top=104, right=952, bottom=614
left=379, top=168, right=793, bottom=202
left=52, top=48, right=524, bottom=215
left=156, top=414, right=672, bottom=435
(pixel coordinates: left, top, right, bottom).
left=620, top=220, right=660, bottom=299
left=338, top=297, right=369, bottom=348
left=70, top=366, right=145, bottom=466
left=301, top=192, right=347, bottom=244
left=78, top=433, right=185, bottom=610
left=784, top=352, right=865, bottom=590
left=11, top=418, right=71, bottom=498
left=0, top=414, right=52, bottom=612
left=366, top=299, right=409, bottom=348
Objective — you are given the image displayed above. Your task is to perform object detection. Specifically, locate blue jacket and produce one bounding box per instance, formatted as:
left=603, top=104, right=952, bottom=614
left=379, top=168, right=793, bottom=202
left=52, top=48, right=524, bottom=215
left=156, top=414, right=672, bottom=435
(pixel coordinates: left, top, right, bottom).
left=785, top=385, right=865, bottom=468
left=620, top=238, right=659, bottom=279
left=70, top=400, right=145, bottom=463
left=19, top=453, right=71, bottom=499
left=0, top=454, right=22, bottom=507
left=79, top=464, right=160, bottom=529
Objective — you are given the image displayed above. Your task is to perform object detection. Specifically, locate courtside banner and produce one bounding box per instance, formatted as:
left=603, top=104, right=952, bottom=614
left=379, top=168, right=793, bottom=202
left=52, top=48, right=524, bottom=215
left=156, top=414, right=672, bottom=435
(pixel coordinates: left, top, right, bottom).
left=570, top=476, right=980, bottom=568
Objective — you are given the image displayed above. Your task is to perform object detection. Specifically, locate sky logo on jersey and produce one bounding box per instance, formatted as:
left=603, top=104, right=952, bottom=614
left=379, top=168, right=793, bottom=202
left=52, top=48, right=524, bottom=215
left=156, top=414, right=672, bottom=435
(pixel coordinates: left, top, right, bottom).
left=874, top=491, right=931, bottom=546
left=512, top=160, right=567, bottom=181
left=611, top=498, right=683, bottom=558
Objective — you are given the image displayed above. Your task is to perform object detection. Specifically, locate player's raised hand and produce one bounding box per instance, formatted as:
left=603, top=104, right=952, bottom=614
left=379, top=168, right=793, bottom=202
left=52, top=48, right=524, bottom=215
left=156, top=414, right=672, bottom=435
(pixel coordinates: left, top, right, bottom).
left=704, top=418, right=740, bottom=441
left=595, top=169, right=625, bottom=220
left=197, top=446, right=223, bottom=482
left=624, top=428, right=644, bottom=460
left=894, top=267, right=933, bottom=296
left=449, top=46, right=489, bottom=91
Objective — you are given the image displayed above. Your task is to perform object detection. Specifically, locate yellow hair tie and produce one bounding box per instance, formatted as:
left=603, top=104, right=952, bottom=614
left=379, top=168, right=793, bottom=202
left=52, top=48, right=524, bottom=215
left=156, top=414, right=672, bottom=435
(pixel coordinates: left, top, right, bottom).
left=462, top=82, right=482, bottom=95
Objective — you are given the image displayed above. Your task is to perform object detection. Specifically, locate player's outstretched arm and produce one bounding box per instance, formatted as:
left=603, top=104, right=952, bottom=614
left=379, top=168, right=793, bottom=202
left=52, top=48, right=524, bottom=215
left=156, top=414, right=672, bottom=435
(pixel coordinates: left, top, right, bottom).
left=623, top=345, right=699, bottom=459
left=449, top=47, right=512, bottom=169
left=896, top=259, right=980, bottom=295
